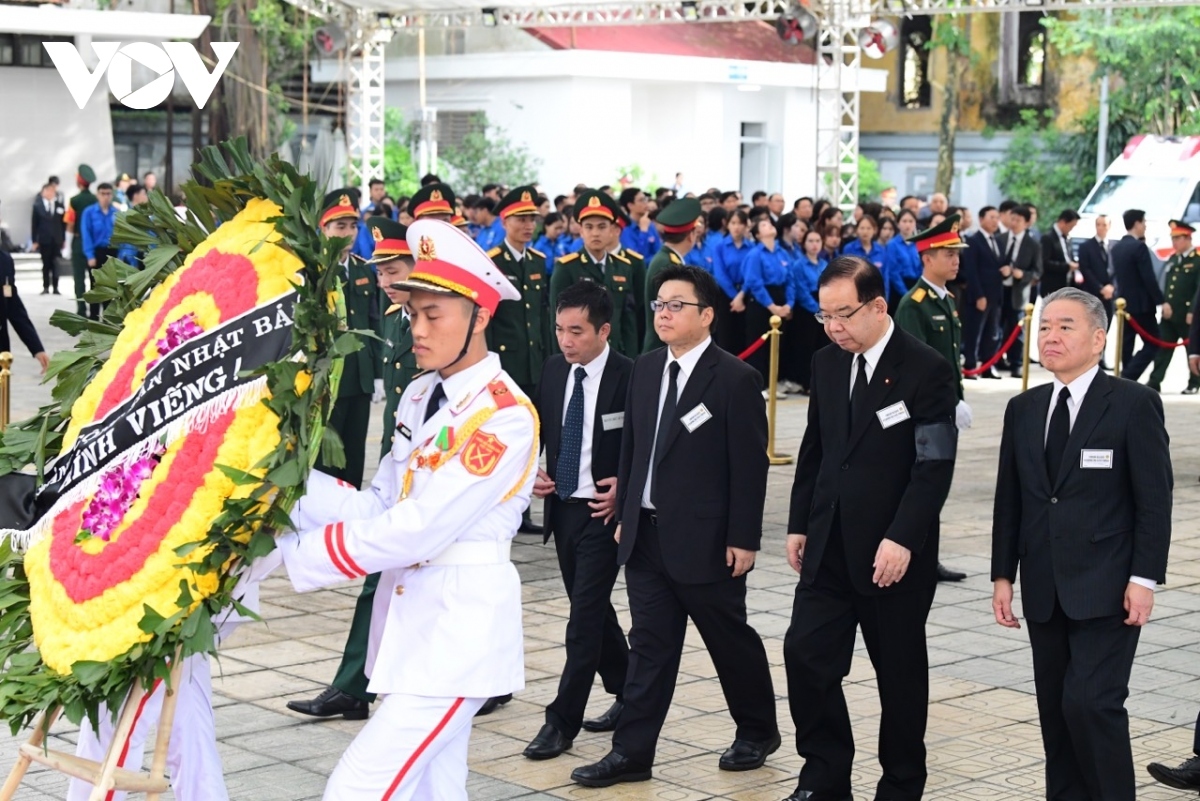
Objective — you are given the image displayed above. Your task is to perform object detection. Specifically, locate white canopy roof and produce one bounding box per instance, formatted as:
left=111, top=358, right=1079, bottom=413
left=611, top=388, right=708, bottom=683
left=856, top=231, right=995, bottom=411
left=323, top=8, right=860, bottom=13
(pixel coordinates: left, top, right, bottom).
left=1, top=4, right=212, bottom=39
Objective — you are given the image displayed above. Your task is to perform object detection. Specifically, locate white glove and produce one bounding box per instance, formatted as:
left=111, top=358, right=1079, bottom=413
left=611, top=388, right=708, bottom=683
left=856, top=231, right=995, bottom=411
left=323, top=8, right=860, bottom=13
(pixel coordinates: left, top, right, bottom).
left=372, top=378, right=385, bottom=404
left=955, top=399, right=973, bottom=431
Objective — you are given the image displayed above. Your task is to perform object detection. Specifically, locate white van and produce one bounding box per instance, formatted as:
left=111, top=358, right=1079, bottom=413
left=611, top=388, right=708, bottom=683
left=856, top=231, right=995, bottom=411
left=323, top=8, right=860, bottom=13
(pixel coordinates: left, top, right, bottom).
left=1072, top=135, right=1200, bottom=274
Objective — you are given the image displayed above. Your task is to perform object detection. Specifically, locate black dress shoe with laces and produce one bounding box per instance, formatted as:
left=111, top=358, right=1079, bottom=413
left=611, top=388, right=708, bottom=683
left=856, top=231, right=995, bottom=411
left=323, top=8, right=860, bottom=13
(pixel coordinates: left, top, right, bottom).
left=779, top=790, right=853, bottom=801
left=936, top=562, right=967, bottom=582
left=1148, top=755, right=1200, bottom=790
left=718, top=732, right=781, bottom=771
left=522, top=723, right=572, bottom=760
left=475, top=693, right=513, bottom=716
left=581, top=700, right=623, bottom=732
left=286, top=686, right=369, bottom=720
left=570, top=751, right=652, bottom=787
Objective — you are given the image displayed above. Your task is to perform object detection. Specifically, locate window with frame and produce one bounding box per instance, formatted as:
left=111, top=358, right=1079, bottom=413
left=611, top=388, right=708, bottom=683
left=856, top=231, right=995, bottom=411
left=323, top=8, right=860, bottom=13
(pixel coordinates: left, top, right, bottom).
left=0, top=35, right=73, bottom=67
left=436, top=111, right=485, bottom=149
left=999, top=12, right=1047, bottom=105
left=898, top=17, right=932, bottom=109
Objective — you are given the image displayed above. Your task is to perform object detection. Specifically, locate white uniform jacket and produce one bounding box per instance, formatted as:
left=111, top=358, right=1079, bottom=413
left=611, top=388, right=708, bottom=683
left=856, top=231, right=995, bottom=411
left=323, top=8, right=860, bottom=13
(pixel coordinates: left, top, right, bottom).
left=278, top=352, right=537, bottom=699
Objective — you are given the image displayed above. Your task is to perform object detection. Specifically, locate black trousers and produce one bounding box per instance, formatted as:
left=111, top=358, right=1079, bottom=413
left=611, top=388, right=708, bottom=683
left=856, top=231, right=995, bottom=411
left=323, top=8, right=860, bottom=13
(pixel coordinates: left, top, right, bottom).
left=962, top=298, right=1001, bottom=369
left=545, top=499, right=629, bottom=739
left=1026, top=598, right=1140, bottom=801
left=783, top=528, right=936, bottom=801
left=1001, top=290, right=1025, bottom=373
left=714, top=295, right=747, bottom=356
left=316, top=393, right=371, bottom=490
left=1120, top=311, right=1161, bottom=381
left=746, top=285, right=788, bottom=383
left=612, top=511, right=777, bottom=767
left=39, top=247, right=59, bottom=292
left=88, top=246, right=114, bottom=320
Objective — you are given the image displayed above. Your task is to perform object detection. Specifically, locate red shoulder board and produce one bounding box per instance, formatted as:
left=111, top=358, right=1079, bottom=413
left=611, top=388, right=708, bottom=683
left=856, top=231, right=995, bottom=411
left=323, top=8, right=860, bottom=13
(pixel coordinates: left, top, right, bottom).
left=489, top=379, right=517, bottom=409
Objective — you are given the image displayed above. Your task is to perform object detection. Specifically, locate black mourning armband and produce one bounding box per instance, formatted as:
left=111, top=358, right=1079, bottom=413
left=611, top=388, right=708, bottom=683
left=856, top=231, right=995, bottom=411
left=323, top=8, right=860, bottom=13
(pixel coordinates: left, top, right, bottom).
left=915, top=422, right=957, bottom=462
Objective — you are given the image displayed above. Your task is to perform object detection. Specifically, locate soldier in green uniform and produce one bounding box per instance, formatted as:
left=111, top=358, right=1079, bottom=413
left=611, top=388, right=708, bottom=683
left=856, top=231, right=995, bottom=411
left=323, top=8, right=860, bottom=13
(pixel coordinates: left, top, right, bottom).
left=314, top=189, right=380, bottom=490
left=286, top=215, right=419, bottom=724
left=1148, top=220, right=1200, bottom=394
left=550, top=190, right=643, bottom=357
left=369, top=218, right=420, bottom=455
left=408, top=182, right=457, bottom=222
left=895, top=212, right=970, bottom=583
left=643, top=197, right=702, bottom=352
left=66, top=164, right=97, bottom=318
left=487, top=186, right=552, bottom=535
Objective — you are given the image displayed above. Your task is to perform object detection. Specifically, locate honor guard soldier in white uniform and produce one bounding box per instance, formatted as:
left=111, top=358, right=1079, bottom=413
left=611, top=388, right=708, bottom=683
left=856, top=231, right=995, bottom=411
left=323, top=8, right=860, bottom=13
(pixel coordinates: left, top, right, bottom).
left=274, top=219, right=538, bottom=800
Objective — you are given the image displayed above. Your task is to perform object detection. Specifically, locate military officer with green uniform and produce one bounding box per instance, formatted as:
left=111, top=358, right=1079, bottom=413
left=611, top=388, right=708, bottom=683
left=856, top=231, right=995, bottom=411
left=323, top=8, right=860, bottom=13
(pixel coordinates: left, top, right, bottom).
left=643, top=197, right=702, bottom=352
left=487, top=185, right=552, bottom=535
left=286, top=214, right=419, bottom=723
left=895, top=212, right=970, bottom=583
left=550, top=190, right=643, bottom=357
left=314, top=189, right=380, bottom=490
left=1149, top=219, right=1200, bottom=394
left=66, top=164, right=97, bottom=318
left=408, top=182, right=457, bottom=222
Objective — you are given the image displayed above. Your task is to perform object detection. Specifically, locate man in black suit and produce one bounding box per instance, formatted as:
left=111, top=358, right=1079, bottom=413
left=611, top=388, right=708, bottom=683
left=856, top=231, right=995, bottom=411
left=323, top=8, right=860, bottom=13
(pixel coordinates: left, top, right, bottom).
left=571, top=265, right=778, bottom=788
left=0, top=251, right=50, bottom=374
left=1040, top=209, right=1080, bottom=297
left=781, top=256, right=958, bottom=801
left=960, top=205, right=1008, bottom=378
left=30, top=183, right=65, bottom=295
left=524, top=281, right=632, bottom=761
left=1001, top=204, right=1042, bottom=379
left=992, top=286, right=1171, bottom=801
left=1077, top=215, right=1115, bottom=370
left=1111, top=208, right=1164, bottom=382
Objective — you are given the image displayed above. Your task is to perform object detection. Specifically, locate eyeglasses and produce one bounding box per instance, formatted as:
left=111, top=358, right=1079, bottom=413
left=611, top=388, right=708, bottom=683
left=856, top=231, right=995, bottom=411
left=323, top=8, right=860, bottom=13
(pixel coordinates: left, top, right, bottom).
left=814, top=301, right=869, bottom=325
left=651, top=300, right=707, bottom=313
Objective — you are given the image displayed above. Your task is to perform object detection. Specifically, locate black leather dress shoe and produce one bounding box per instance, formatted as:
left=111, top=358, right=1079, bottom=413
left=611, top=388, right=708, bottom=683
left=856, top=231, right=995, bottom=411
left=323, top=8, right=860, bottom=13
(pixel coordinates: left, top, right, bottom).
left=963, top=372, right=978, bottom=380
left=779, top=790, right=853, bottom=801
left=475, top=694, right=513, bottom=716
left=1148, top=756, right=1200, bottom=790
left=581, top=700, right=623, bottom=732
left=1011, top=369, right=1023, bottom=380
left=983, top=367, right=1003, bottom=379
left=286, top=686, right=369, bottom=720
left=523, top=723, right=572, bottom=760
left=936, top=562, right=967, bottom=582
left=719, top=732, right=781, bottom=771
left=570, top=752, right=652, bottom=787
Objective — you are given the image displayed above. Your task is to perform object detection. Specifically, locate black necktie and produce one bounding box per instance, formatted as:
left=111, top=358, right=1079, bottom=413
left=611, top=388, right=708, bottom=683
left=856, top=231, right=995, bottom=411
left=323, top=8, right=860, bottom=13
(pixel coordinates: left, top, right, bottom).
left=850, top=353, right=868, bottom=427
left=424, top=383, right=446, bottom=424
left=988, top=235, right=998, bottom=258
left=556, top=366, right=587, bottom=499
left=652, top=362, right=681, bottom=498
left=1045, top=387, right=1071, bottom=481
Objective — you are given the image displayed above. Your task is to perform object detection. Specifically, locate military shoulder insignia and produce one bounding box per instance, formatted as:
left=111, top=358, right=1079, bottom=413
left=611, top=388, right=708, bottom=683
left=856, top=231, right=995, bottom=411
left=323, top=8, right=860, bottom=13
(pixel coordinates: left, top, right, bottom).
left=488, top=379, right=517, bottom=409
left=487, top=246, right=503, bottom=258
left=912, top=288, right=927, bottom=303
left=947, top=289, right=955, bottom=299
left=385, top=303, right=403, bottom=315
left=528, top=247, right=546, bottom=259
left=612, top=251, right=631, bottom=265
left=625, top=249, right=644, bottom=260
left=669, top=252, right=682, bottom=264
left=558, top=252, right=580, bottom=265
left=462, top=429, right=507, bottom=477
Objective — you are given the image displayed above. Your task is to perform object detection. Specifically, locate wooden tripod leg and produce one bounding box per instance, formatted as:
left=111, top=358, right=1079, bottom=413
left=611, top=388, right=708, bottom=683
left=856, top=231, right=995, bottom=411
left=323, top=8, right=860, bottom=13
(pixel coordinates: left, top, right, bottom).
left=144, top=653, right=185, bottom=801
left=0, top=707, right=62, bottom=801
left=87, top=681, right=151, bottom=801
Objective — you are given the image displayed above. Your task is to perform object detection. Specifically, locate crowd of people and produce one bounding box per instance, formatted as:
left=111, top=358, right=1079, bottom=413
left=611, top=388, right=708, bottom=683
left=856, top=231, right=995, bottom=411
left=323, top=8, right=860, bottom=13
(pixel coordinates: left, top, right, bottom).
left=3, top=164, right=1196, bottom=801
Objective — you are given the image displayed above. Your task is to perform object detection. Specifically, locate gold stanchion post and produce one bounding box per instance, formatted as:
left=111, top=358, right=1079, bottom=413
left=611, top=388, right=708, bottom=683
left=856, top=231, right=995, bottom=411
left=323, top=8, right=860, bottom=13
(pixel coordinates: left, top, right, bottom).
left=766, top=316, right=793, bottom=466
left=1113, top=297, right=1126, bottom=378
left=1021, top=304, right=1035, bottom=392
left=0, top=352, right=12, bottom=432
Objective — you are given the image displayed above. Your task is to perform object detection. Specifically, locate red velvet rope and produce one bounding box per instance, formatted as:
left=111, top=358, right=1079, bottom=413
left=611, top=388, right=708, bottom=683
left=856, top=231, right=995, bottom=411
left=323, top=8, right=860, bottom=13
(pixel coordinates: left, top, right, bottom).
left=737, top=334, right=769, bottom=361
left=1124, top=313, right=1189, bottom=349
left=963, top=322, right=1025, bottom=376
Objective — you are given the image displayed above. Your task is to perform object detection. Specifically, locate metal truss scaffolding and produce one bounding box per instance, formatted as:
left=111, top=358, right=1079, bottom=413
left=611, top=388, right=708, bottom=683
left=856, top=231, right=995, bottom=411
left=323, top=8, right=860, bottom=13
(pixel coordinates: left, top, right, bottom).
left=345, top=28, right=391, bottom=194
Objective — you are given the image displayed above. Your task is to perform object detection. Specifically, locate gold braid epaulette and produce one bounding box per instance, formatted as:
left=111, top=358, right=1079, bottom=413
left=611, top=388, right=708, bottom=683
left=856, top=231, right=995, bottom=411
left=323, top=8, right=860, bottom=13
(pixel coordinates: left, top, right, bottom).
left=503, top=397, right=540, bottom=503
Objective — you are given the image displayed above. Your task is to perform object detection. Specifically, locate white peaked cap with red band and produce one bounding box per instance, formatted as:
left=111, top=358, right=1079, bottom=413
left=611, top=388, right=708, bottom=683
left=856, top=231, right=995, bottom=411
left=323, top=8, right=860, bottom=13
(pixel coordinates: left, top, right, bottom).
left=396, top=219, right=522, bottom=314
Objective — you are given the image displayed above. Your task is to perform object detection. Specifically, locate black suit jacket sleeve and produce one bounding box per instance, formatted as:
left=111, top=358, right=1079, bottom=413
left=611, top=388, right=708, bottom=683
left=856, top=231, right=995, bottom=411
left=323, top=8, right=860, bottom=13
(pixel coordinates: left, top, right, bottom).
left=1041, top=231, right=1069, bottom=280
left=788, top=355, right=824, bottom=533
left=1077, top=240, right=1107, bottom=296
left=883, top=355, right=958, bottom=553
left=1137, top=243, right=1165, bottom=306
left=990, top=398, right=1022, bottom=582
left=726, top=365, right=770, bottom=550
left=960, top=242, right=982, bottom=302
left=1190, top=292, right=1200, bottom=356
left=1128, top=389, right=1172, bottom=582
left=614, top=362, right=638, bottom=527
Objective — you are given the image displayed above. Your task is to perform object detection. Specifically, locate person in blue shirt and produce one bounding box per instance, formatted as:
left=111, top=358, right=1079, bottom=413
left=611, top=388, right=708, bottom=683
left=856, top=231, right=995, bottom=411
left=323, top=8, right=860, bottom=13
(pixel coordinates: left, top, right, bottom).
left=617, top=187, right=661, bottom=258
left=788, top=228, right=831, bottom=394
left=80, top=182, right=119, bottom=320
left=533, top=212, right=567, bottom=274
left=778, top=213, right=811, bottom=393
left=840, top=213, right=886, bottom=275
left=741, top=216, right=795, bottom=391
left=472, top=197, right=505, bottom=251
left=684, top=213, right=714, bottom=271
left=115, top=183, right=149, bottom=268
left=884, top=209, right=922, bottom=308
left=711, top=209, right=752, bottom=354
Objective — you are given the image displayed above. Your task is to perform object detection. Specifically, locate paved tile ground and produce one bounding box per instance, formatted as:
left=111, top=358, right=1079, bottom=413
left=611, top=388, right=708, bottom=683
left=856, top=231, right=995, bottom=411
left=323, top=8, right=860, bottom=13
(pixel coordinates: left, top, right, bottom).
left=3, top=270, right=1200, bottom=799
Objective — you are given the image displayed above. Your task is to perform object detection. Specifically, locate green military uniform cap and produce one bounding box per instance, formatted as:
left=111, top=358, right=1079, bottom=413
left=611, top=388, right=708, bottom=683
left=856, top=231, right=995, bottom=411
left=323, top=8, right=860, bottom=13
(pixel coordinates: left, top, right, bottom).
left=496, top=186, right=539, bottom=220
left=574, top=189, right=622, bottom=224
left=320, top=189, right=360, bottom=226
left=907, top=212, right=969, bottom=253
left=655, top=197, right=702, bottom=235
left=409, top=183, right=457, bottom=219
left=367, top=218, right=412, bottom=265
left=77, top=164, right=96, bottom=184
left=1169, top=220, right=1197, bottom=238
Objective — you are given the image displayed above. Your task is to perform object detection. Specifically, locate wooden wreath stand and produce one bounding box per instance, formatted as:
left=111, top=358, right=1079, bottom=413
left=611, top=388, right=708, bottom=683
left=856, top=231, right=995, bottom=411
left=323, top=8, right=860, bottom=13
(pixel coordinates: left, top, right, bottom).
left=0, top=650, right=184, bottom=801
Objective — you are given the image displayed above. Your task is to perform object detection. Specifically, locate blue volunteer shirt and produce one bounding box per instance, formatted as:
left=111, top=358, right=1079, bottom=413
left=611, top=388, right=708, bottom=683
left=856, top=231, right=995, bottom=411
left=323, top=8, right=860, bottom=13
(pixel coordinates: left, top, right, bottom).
left=711, top=235, right=752, bottom=300
left=742, top=242, right=796, bottom=308
left=80, top=203, right=117, bottom=261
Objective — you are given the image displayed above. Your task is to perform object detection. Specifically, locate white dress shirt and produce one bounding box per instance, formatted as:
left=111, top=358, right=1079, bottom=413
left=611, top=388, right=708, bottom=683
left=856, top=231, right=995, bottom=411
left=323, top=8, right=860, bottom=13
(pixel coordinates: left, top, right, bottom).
left=643, top=336, right=712, bottom=509
left=1045, top=363, right=1154, bottom=591
left=849, top=319, right=895, bottom=399
left=561, top=344, right=610, bottom=500
left=505, top=240, right=526, bottom=262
